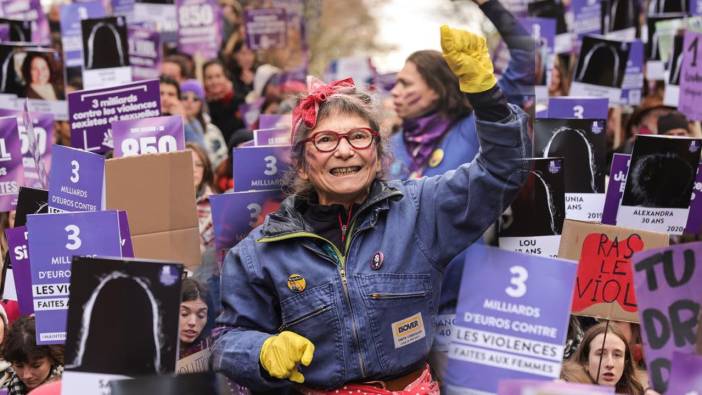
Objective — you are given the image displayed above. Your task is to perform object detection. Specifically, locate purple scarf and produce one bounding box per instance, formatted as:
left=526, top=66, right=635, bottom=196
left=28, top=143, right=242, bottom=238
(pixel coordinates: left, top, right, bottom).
left=402, top=112, right=453, bottom=174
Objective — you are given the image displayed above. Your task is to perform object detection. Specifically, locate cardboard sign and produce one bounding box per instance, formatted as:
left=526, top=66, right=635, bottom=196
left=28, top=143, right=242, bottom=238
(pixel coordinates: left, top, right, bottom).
left=667, top=352, right=702, bottom=393
left=26, top=210, right=122, bottom=344
left=47, top=145, right=104, bottom=213
left=498, top=158, right=565, bottom=258
left=105, top=151, right=200, bottom=270
left=176, top=348, right=211, bottom=374
left=570, top=36, right=631, bottom=104
left=128, top=23, right=161, bottom=81
left=111, top=115, right=185, bottom=157
left=0, top=116, right=23, bottom=211
left=444, top=245, right=576, bottom=393
left=176, top=0, right=222, bottom=60
left=633, top=242, right=702, bottom=392
left=546, top=97, right=609, bottom=120
left=62, top=256, right=182, bottom=393
left=680, top=31, right=702, bottom=120
left=80, top=16, right=132, bottom=89
left=68, top=79, right=161, bottom=153
left=559, top=220, right=669, bottom=322
left=244, top=8, right=287, bottom=50
left=232, top=145, right=291, bottom=191
left=616, top=135, right=702, bottom=235
left=534, top=118, right=607, bottom=222
left=253, top=128, right=288, bottom=146
left=5, top=226, right=32, bottom=316
left=601, top=153, right=630, bottom=225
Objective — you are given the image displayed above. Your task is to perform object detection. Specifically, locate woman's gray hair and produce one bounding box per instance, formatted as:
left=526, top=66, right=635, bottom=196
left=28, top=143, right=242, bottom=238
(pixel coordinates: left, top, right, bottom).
left=285, top=85, right=391, bottom=197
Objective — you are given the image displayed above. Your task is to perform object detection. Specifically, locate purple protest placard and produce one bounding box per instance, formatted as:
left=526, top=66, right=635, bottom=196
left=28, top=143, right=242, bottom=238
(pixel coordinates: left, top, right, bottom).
left=118, top=210, right=134, bottom=257
left=571, top=0, right=601, bottom=45
left=27, top=210, right=122, bottom=344
left=254, top=128, right=288, bottom=146
left=0, top=109, right=54, bottom=190
left=258, top=114, right=290, bottom=130
left=211, top=189, right=283, bottom=253
left=601, top=153, right=630, bottom=225
left=621, top=40, right=644, bottom=106
left=520, top=17, right=556, bottom=54
left=232, top=145, right=291, bottom=191
left=685, top=163, right=702, bottom=234
left=128, top=23, right=161, bottom=81
left=667, top=352, right=702, bottom=393
left=680, top=31, right=702, bottom=120
left=0, top=116, right=23, bottom=211
left=111, top=115, right=184, bottom=157
left=633, top=242, right=702, bottom=392
left=244, top=8, right=287, bottom=50
left=3, top=0, right=49, bottom=43
left=497, top=379, right=614, bottom=395
left=60, top=2, right=106, bottom=69
left=547, top=97, right=609, bottom=120
left=6, top=226, right=33, bottom=316
left=176, top=0, right=222, bottom=60
left=444, top=245, right=577, bottom=394
left=68, top=79, right=161, bottom=153
left=48, top=145, right=104, bottom=213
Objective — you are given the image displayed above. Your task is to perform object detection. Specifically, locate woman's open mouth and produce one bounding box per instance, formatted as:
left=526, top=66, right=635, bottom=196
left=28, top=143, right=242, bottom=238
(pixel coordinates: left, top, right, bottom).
left=330, top=166, right=361, bottom=176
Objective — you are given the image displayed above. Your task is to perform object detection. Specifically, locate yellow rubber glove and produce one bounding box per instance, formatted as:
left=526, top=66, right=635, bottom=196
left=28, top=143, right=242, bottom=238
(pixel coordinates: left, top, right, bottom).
left=260, top=331, right=315, bottom=383
left=440, top=25, right=497, bottom=93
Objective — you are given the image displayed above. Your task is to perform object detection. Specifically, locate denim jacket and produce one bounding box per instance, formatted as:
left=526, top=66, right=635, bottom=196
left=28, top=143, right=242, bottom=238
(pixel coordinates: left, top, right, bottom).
left=212, top=104, right=531, bottom=390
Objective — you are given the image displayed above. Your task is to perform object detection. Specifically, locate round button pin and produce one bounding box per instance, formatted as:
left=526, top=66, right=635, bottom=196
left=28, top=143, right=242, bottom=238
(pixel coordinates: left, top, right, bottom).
left=428, top=148, right=444, bottom=168
left=371, top=252, right=384, bottom=270
left=287, top=274, right=306, bottom=293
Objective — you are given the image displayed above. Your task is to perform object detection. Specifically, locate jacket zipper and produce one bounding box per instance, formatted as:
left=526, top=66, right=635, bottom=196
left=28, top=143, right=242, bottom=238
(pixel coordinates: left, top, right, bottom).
left=369, top=291, right=427, bottom=300
left=278, top=305, right=332, bottom=332
left=258, top=228, right=368, bottom=378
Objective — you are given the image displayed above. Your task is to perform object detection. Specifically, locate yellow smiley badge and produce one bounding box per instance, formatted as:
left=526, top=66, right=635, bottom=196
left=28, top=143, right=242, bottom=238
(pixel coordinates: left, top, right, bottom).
left=287, top=274, right=306, bottom=293
left=429, top=149, right=444, bottom=168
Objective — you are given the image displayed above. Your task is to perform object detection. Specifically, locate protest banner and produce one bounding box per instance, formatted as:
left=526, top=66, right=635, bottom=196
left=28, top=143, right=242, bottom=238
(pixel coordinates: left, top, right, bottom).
left=176, top=0, right=221, bottom=60
left=47, top=145, right=104, bottom=213
left=105, top=150, right=200, bottom=270
left=646, top=14, right=686, bottom=80
left=680, top=31, right=702, bottom=120
left=559, top=220, right=669, bottom=322
left=570, top=36, right=631, bottom=104
left=80, top=16, right=132, bottom=89
left=0, top=108, right=54, bottom=190
left=534, top=118, right=607, bottom=222
left=244, top=8, right=287, bottom=50
left=443, top=245, right=576, bottom=394
left=520, top=17, right=555, bottom=99
left=664, top=33, right=684, bottom=107
left=60, top=1, right=106, bottom=73
left=26, top=210, right=122, bottom=344
left=633, top=242, right=702, bottom=392
left=232, top=145, right=291, bottom=191
left=133, top=0, right=177, bottom=34
left=63, top=256, right=182, bottom=393
left=601, top=153, right=630, bottom=225
left=5, top=226, right=32, bottom=316
left=616, top=135, right=702, bottom=235
left=111, top=115, right=184, bottom=157
left=253, top=128, right=288, bottom=146
left=0, top=116, right=23, bottom=211
left=546, top=97, right=609, bottom=120
left=68, top=79, right=161, bottom=153
left=128, top=22, right=161, bottom=81
left=666, top=351, right=702, bottom=393
left=498, top=158, right=565, bottom=258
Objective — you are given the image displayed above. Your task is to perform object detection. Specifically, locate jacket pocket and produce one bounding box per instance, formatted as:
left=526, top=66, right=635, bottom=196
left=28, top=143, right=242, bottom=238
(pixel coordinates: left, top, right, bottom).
left=357, top=273, right=434, bottom=374
left=279, top=282, right=345, bottom=387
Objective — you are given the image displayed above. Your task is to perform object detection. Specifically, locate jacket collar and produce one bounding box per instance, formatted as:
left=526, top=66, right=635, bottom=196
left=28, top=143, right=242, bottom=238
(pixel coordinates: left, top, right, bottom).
left=260, top=179, right=403, bottom=238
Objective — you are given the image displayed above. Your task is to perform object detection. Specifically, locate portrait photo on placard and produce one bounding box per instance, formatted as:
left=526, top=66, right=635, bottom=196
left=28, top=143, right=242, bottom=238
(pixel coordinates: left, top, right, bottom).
left=534, top=118, right=607, bottom=194
left=573, top=36, right=630, bottom=88
left=500, top=158, right=566, bottom=237
left=0, top=45, right=65, bottom=100
left=81, top=16, right=129, bottom=70
left=621, top=136, right=702, bottom=209
left=601, top=0, right=639, bottom=35
left=64, top=257, right=182, bottom=375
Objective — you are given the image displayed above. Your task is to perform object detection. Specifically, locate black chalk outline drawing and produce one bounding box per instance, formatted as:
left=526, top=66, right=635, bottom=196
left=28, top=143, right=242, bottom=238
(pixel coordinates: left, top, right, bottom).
left=85, top=21, right=126, bottom=69
left=606, top=0, right=636, bottom=33
left=648, top=0, right=686, bottom=14
left=576, top=42, right=621, bottom=87
left=528, top=169, right=559, bottom=235
left=0, top=47, right=20, bottom=92
left=543, top=126, right=599, bottom=193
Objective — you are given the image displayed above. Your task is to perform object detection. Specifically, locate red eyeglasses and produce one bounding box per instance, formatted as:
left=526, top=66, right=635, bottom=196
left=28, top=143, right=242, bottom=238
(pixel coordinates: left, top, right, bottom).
left=300, top=127, right=379, bottom=152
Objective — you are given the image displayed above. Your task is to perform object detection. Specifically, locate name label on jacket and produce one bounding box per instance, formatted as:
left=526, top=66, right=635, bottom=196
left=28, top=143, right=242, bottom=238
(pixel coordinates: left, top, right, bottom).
left=392, top=312, right=425, bottom=348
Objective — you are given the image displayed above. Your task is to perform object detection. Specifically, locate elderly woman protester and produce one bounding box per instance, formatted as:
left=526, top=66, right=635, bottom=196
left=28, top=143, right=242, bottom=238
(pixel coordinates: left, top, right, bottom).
left=212, top=26, right=530, bottom=393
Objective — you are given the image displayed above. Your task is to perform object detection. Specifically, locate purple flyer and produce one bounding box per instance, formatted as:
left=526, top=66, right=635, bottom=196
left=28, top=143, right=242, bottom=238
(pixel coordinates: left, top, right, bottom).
left=244, top=8, right=287, bottom=50
left=547, top=97, right=609, bottom=120
left=0, top=109, right=54, bottom=190
left=3, top=0, right=50, bottom=43
left=26, top=210, right=122, bottom=344
left=118, top=210, right=134, bottom=257
left=667, top=351, right=702, bottom=393
left=519, top=17, right=556, bottom=55
left=111, top=115, right=184, bottom=157
left=601, top=153, right=630, bottom=225
left=60, top=2, right=106, bottom=68
left=258, top=114, right=290, bottom=130
left=254, top=128, right=288, bottom=146
left=211, top=189, right=283, bottom=253
left=128, top=23, right=161, bottom=81
left=444, top=245, right=576, bottom=393
left=68, top=79, right=161, bottom=153
left=232, top=145, right=291, bottom=191
left=621, top=40, right=644, bottom=106
left=176, top=0, right=222, bottom=60
left=633, top=242, right=702, bottom=393
left=0, top=116, right=23, bottom=211
left=686, top=163, right=702, bottom=234
left=48, top=145, right=104, bottom=213
left=680, top=31, right=702, bottom=120
left=112, top=0, right=135, bottom=20
left=6, top=226, right=33, bottom=316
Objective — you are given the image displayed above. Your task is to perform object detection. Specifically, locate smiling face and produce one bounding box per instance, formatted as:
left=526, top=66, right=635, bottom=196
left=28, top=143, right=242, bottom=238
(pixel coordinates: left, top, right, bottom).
left=30, top=56, right=50, bottom=85
left=391, top=61, right=439, bottom=120
left=298, top=112, right=380, bottom=206
left=587, top=332, right=626, bottom=386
